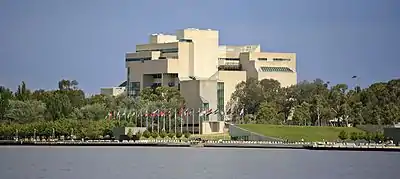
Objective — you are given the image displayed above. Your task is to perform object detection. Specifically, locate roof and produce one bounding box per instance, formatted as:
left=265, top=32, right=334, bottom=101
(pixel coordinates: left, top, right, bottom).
left=118, top=81, right=127, bottom=87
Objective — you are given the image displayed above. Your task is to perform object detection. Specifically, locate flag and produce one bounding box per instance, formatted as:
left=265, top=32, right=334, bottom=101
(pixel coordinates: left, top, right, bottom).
left=205, top=109, right=213, bottom=116
left=239, top=108, right=244, bottom=116
left=213, top=109, right=219, bottom=115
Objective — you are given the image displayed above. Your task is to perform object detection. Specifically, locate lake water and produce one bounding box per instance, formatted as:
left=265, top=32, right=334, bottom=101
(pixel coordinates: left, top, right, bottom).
left=0, top=146, right=399, bottom=179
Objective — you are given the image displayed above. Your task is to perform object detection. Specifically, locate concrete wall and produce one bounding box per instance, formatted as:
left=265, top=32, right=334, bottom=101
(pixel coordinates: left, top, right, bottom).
left=100, top=87, right=126, bottom=96
left=113, top=127, right=147, bottom=140
left=229, top=124, right=283, bottom=141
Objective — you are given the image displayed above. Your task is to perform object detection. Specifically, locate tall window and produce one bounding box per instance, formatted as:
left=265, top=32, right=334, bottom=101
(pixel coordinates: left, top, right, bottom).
left=202, top=103, right=210, bottom=121
left=217, top=82, right=224, bottom=121
left=128, top=82, right=140, bottom=97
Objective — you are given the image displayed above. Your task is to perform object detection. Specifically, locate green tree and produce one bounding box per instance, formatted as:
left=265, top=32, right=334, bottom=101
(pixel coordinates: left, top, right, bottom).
left=0, top=86, right=13, bottom=121
left=5, top=100, right=46, bottom=123
left=255, top=102, right=280, bottom=124
left=292, top=102, right=311, bottom=125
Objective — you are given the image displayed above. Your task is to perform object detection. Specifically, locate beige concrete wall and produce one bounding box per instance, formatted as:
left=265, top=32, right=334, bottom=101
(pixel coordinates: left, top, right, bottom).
left=176, top=29, right=219, bottom=79
left=126, top=51, right=161, bottom=60
left=149, top=34, right=177, bottom=44
left=100, top=87, right=125, bottom=96
left=216, top=71, right=247, bottom=112
left=258, top=72, right=297, bottom=87
left=202, top=121, right=224, bottom=134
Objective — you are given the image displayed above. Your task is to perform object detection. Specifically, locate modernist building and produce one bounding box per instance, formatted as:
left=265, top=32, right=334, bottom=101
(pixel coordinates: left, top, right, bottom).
left=100, top=81, right=127, bottom=96
left=125, top=28, right=297, bottom=133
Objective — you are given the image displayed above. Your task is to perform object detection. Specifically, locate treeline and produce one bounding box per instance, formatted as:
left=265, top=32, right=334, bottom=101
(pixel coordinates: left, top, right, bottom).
left=0, top=80, right=186, bottom=139
left=228, top=78, right=400, bottom=126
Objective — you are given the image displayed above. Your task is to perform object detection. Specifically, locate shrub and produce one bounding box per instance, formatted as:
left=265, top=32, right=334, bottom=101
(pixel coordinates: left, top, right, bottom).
left=127, top=129, right=133, bottom=139
left=142, top=130, right=151, bottom=138
left=175, top=132, right=183, bottom=138
left=338, top=130, right=348, bottom=141
left=136, top=131, right=142, bottom=139
left=167, top=132, right=175, bottom=139
left=350, top=132, right=358, bottom=141
left=184, top=132, right=191, bottom=139
left=151, top=132, right=159, bottom=139
left=159, top=131, right=167, bottom=138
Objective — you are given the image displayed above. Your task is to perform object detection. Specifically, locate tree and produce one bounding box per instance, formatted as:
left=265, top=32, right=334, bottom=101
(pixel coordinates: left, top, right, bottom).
left=0, top=86, right=13, bottom=121
left=176, top=132, right=183, bottom=138
left=167, top=132, right=175, bottom=139
left=338, top=130, right=348, bottom=141
left=255, top=102, right=280, bottom=124
left=15, top=81, right=31, bottom=101
left=292, top=102, right=311, bottom=126
left=151, top=132, right=159, bottom=139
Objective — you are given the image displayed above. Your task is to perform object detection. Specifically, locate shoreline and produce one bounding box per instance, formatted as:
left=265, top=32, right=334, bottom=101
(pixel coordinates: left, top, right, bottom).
left=1, top=140, right=399, bottom=152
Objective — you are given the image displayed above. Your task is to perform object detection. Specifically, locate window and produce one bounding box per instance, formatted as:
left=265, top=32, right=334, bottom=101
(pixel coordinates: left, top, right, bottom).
left=258, top=58, right=268, bottom=61
left=259, top=67, right=293, bottom=72
left=218, top=58, right=240, bottom=61
left=202, top=103, right=210, bottom=121
left=217, top=82, right=224, bottom=121
left=126, top=58, right=151, bottom=62
left=128, top=82, right=140, bottom=97
left=273, top=58, right=290, bottom=61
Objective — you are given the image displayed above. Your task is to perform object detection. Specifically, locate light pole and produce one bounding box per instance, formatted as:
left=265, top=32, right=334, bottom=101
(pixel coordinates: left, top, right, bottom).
left=34, top=129, right=36, bottom=141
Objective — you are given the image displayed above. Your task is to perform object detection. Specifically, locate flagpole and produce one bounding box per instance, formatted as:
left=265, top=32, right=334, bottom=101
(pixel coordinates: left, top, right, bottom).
left=140, top=110, right=142, bottom=127
left=168, top=111, right=171, bottom=132
left=186, top=109, right=189, bottom=133
left=174, top=109, right=177, bottom=134
left=192, top=109, right=195, bottom=134
left=163, top=110, right=166, bottom=132
left=180, top=109, right=183, bottom=133
left=157, top=111, right=160, bottom=133
left=198, top=108, right=202, bottom=135
left=151, top=115, right=154, bottom=132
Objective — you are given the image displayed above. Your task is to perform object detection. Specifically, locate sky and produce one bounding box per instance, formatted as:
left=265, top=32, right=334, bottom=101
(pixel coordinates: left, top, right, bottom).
left=0, top=0, right=399, bottom=94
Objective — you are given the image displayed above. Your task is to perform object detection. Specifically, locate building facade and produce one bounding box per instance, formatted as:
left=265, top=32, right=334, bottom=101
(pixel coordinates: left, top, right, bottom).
left=125, top=28, right=297, bottom=133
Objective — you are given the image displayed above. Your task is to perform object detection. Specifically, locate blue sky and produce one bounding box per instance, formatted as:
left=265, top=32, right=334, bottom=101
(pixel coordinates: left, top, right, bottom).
left=0, top=0, right=399, bottom=94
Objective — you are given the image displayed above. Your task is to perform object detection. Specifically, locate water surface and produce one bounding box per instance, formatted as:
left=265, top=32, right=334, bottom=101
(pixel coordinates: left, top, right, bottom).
left=0, top=146, right=399, bottom=179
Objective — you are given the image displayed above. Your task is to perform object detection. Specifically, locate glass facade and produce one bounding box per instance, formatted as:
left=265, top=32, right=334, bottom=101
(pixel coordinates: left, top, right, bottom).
left=128, top=82, right=140, bottom=97
left=202, top=103, right=210, bottom=121
left=217, top=82, right=224, bottom=121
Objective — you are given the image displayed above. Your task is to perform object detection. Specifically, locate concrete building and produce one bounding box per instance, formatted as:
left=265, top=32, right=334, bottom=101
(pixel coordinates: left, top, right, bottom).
left=100, top=81, right=127, bottom=96
left=125, top=28, right=297, bottom=134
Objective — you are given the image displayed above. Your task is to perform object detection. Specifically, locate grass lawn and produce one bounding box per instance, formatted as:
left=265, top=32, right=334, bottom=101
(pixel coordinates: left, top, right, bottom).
left=238, top=124, right=363, bottom=142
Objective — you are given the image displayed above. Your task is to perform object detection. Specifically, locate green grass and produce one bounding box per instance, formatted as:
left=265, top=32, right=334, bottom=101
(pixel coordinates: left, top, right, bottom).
left=238, top=124, right=363, bottom=142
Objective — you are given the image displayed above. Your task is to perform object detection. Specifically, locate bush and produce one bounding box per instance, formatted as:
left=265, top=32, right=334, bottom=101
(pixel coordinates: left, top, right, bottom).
left=184, top=132, right=191, bottom=139
left=167, top=132, right=175, bottom=138
left=350, top=132, right=358, bottom=141
left=151, top=132, right=159, bottom=139
left=127, top=129, right=133, bottom=139
left=136, top=131, right=142, bottom=139
left=142, top=130, right=151, bottom=138
left=159, top=131, right=167, bottom=138
left=338, top=130, right=348, bottom=141
left=175, top=132, right=183, bottom=138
